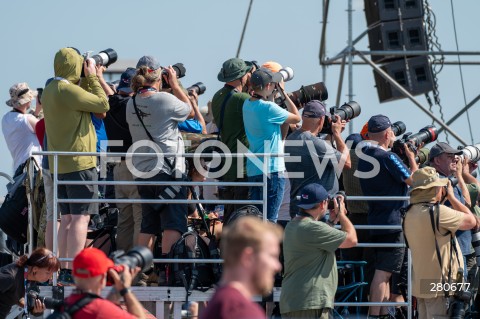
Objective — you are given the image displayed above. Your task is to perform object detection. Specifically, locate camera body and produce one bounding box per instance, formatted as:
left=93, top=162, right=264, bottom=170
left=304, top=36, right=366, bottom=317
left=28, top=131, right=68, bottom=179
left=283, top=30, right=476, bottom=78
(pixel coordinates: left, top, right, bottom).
left=327, top=191, right=346, bottom=210
left=161, top=63, right=187, bottom=89
left=391, top=125, right=438, bottom=166
left=275, top=82, right=328, bottom=109
left=320, top=101, right=361, bottom=135
left=448, top=268, right=471, bottom=319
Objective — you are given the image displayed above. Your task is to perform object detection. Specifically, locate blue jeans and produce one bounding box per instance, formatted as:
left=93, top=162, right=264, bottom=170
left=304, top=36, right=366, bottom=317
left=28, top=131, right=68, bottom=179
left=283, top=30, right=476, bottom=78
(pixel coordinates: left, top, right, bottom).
left=248, top=172, right=285, bottom=223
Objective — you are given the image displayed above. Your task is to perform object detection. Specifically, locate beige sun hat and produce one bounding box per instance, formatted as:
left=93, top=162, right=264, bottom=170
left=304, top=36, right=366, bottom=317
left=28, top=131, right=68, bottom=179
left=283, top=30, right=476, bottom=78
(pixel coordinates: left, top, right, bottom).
left=409, top=167, right=448, bottom=193
left=6, top=82, right=37, bottom=108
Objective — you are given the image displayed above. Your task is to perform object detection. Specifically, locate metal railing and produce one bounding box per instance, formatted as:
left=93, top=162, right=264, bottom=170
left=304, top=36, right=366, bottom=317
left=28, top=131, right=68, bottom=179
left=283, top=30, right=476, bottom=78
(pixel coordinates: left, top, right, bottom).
left=30, top=151, right=413, bottom=319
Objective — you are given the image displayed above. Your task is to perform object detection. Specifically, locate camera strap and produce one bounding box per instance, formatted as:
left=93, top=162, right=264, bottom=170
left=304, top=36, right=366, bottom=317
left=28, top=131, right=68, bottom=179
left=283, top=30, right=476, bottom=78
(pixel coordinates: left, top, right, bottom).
left=216, top=88, right=237, bottom=141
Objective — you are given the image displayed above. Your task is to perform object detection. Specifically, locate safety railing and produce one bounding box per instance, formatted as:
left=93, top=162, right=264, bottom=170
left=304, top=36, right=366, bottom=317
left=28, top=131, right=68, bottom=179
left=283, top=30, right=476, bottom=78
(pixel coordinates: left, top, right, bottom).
left=30, top=151, right=413, bottom=319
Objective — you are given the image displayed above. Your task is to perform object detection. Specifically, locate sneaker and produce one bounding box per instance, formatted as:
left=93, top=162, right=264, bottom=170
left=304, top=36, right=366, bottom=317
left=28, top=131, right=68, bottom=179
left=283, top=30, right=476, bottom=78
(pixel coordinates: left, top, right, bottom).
left=58, top=269, right=74, bottom=286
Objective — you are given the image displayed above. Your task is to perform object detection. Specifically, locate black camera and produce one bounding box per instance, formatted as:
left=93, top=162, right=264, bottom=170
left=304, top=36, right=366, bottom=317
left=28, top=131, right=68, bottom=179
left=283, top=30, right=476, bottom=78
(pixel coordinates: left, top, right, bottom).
left=187, top=82, right=206, bottom=96
left=448, top=268, right=471, bottom=319
left=391, top=125, right=438, bottom=165
left=26, top=290, right=63, bottom=312
left=391, top=121, right=406, bottom=137
left=320, top=101, right=361, bottom=134
left=37, top=88, right=43, bottom=102
left=161, top=63, right=187, bottom=89
left=110, top=246, right=153, bottom=274
left=327, top=191, right=346, bottom=210
left=275, top=82, right=328, bottom=109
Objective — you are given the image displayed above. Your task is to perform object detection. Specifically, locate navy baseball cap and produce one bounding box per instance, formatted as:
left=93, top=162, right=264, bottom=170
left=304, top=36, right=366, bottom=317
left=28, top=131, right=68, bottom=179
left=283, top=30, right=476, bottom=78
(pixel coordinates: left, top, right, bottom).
left=117, top=67, right=136, bottom=94
left=368, top=114, right=392, bottom=133
left=303, top=100, right=326, bottom=118
left=136, top=55, right=161, bottom=70
left=296, top=183, right=329, bottom=209
left=250, top=67, right=282, bottom=89
left=429, top=142, right=462, bottom=161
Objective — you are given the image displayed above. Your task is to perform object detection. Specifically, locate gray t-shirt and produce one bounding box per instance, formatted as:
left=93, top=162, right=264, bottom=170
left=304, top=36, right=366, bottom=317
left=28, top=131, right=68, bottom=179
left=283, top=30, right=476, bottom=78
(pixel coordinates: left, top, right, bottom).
left=126, top=92, right=191, bottom=176
left=285, top=130, right=342, bottom=214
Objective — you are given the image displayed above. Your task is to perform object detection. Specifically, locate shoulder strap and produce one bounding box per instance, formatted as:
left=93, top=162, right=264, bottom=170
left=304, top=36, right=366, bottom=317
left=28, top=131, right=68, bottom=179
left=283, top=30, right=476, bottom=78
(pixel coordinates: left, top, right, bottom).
left=132, top=95, right=176, bottom=172
left=65, top=294, right=98, bottom=317
left=216, top=89, right=236, bottom=141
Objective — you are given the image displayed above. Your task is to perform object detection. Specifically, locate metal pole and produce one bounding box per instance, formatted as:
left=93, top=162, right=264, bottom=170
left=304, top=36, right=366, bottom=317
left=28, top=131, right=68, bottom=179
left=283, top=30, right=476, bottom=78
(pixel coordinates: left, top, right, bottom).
left=236, top=0, right=254, bottom=58
left=53, top=155, right=58, bottom=286
left=347, top=0, right=354, bottom=135
left=336, top=56, right=346, bottom=108
left=437, top=93, right=480, bottom=134
left=356, top=51, right=468, bottom=146
left=320, top=0, right=329, bottom=82
left=262, top=155, right=268, bottom=222
left=408, top=249, right=412, bottom=319
left=28, top=159, right=34, bottom=254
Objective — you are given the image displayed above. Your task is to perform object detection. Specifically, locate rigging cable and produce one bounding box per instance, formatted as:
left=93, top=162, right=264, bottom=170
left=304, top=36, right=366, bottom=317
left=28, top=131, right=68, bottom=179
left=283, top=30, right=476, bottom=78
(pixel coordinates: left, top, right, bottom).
left=449, top=0, right=474, bottom=144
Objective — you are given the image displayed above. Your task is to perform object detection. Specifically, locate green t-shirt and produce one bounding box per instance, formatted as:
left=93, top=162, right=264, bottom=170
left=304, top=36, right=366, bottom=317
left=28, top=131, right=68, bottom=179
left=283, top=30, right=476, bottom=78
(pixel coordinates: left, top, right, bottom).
left=280, top=218, right=346, bottom=313
left=211, top=86, right=250, bottom=181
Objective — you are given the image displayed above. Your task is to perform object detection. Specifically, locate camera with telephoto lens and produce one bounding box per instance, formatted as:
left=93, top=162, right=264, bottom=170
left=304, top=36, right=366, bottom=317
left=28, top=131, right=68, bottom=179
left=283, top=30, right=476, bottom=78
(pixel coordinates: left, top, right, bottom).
left=391, top=121, right=406, bottom=137
left=275, top=82, right=328, bottom=109
left=278, top=67, right=294, bottom=82
left=448, top=268, right=471, bottom=319
left=26, top=290, right=63, bottom=312
left=187, top=82, right=206, bottom=96
left=81, top=48, right=118, bottom=77
left=109, top=246, right=153, bottom=276
left=319, top=101, right=361, bottom=135
left=459, top=144, right=480, bottom=163
left=391, top=125, right=438, bottom=166
left=161, top=63, right=187, bottom=89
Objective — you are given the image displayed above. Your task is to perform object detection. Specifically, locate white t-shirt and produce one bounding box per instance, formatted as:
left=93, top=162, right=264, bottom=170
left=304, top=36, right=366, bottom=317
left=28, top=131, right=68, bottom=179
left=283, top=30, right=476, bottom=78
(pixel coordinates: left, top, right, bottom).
left=126, top=92, right=191, bottom=177
left=1, top=111, right=41, bottom=172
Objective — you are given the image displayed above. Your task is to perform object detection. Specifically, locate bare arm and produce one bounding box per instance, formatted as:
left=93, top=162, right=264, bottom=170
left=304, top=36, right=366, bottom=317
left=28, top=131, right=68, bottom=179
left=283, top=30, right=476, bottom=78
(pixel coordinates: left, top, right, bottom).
left=165, top=66, right=194, bottom=119
left=96, top=66, right=115, bottom=97
left=456, top=157, right=471, bottom=208
left=188, top=90, right=207, bottom=134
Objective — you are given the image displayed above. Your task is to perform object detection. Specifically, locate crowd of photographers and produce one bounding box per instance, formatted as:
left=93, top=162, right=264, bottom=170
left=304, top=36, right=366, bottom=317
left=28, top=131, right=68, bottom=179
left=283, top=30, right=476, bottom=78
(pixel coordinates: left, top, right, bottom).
left=3, top=47, right=480, bottom=318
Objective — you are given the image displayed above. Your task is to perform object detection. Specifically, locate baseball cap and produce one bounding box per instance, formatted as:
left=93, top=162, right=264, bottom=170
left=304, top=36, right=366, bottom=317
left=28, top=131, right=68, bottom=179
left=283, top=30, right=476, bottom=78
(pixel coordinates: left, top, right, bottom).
left=296, top=183, right=329, bottom=209
left=136, top=55, right=161, bottom=70
left=250, top=67, right=282, bottom=89
left=217, top=58, right=253, bottom=82
left=6, top=82, right=37, bottom=108
left=367, top=114, right=392, bottom=133
left=303, top=100, right=326, bottom=118
left=117, top=67, right=136, bottom=94
left=73, top=247, right=114, bottom=278
left=429, top=142, right=463, bottom=161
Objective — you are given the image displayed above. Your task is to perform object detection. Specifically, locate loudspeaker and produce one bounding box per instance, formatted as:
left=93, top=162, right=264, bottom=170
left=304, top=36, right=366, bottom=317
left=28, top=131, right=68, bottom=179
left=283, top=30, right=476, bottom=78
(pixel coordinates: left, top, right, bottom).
left=367, top=18, right=428, bottom=63
left=373, top=56, right=434, bottom=103
left=364, top=0, right=424, bottom=26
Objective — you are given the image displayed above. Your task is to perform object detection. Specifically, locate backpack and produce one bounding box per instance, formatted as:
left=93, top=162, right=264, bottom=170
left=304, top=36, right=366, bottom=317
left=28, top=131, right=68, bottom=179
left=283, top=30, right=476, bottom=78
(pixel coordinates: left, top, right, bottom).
left=167, top=230, right=221, bottom=292
left=224, top=205, right=263, bottom=226
left=46, top=294, right=98, bottom=319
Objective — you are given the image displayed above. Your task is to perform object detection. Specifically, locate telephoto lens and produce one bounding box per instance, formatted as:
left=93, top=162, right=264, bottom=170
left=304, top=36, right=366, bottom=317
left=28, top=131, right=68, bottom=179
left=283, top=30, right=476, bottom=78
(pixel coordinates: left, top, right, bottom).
left=187, top=82, right=206, bottom=95
left=319, top=101, right=361, bottom=135
left=110, top=246, right=153, bottom=273
left=162, top=63, right=186, bottom=79
left=392, top=125, right=439, bottom=166
left=415, top=148, right=430, bottom=166
left=278, top=67, right=294, bottom=82
left=287, top=82, right=328, bottom=108
left=461, top=144, right=480, bottom=163
left=26, top=291, right=63, bottom=311
left=391, top=121, right=406, bottom=137
left=91, top=48, right=118, bottom=68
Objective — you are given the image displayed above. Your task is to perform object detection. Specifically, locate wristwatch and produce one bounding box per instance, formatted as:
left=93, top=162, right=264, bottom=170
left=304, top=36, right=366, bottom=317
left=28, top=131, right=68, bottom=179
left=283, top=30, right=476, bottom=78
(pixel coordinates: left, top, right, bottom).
left=119, top=287, right=131, bottom=297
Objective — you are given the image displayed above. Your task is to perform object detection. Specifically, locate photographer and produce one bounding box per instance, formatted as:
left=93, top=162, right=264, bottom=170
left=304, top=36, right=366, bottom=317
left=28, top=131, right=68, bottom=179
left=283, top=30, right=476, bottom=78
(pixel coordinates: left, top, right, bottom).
left=126, top=61, right=193, bottom=262
left=403, top=167, right=476, bottom=319
left=280, top=183, right=357, bottom=318
left=64, top=247, right=145, bottom=318
left=0, top=247, right=60, bottom=318
left=243, top=68, right=301, bottom=223
left=285, top=100, right=351, bottom=217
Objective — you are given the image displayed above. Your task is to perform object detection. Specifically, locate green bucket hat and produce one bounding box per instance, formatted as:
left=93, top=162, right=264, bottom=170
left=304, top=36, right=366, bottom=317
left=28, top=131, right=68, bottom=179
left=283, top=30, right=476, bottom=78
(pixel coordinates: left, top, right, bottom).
left=217, top=58, right=253, bottom=82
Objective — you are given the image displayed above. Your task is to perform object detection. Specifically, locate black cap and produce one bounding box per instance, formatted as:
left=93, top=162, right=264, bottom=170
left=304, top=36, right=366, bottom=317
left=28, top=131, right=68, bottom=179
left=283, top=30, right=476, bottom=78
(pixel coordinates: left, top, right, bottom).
left=368, top=114, right=392, bottom=133
left=429, top=142, right=463, bottom=161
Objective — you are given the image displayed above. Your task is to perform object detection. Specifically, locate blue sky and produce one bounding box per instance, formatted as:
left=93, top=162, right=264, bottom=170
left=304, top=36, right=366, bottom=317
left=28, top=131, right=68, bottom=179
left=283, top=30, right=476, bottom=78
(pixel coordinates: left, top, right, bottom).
left=0, top=0, right=479, bottom=188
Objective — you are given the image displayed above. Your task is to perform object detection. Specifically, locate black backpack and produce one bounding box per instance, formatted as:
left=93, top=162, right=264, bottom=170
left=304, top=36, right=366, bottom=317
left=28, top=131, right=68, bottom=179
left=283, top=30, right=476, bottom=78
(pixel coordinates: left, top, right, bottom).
left=46, top=294, right=98, bottom=319
left=167, top=230, right=221, bottom=292
left=224, top=205, right=263, bottom=226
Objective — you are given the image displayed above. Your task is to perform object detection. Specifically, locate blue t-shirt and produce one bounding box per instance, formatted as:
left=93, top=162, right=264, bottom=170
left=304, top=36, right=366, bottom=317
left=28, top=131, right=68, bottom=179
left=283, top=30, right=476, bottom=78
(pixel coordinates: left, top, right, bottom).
left=178, top=119, right=203, bottom=133
left=358, top=144, right=411, bottom=235
left=242, top=99, right=289, bottom=176
left=439, top=172, right=471, bottom=256
left=91, top=114, right=107, bottom=153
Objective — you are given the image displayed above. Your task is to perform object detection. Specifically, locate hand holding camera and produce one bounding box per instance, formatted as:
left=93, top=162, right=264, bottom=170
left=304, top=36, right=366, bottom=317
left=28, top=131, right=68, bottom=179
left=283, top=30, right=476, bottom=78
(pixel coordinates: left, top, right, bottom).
left=328, top=193, right=346, bottom=224
left=84, top=58, right=97, bottom=77
left=163, top=65, right=181, bottom=89
left=330, top=114, right=344, bottom=137
left=108, top=265, right=141, bottom=292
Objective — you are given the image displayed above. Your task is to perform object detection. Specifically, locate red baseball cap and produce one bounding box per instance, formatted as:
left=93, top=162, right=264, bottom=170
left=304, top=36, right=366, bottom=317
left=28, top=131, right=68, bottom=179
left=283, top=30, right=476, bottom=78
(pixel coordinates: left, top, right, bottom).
left=73, top=248, right=114, bottom=278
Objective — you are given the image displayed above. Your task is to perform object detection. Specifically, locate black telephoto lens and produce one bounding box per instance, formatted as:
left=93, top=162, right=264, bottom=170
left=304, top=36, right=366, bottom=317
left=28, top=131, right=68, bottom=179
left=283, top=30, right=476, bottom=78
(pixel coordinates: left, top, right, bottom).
left=391, top=121, right=406, bottom=137
left=111, top=246, right=153, bottom=273
left=334, top=101, right=361, bottom=121
left=288, top=82, right=328, bottom=109
left=409, top=125, right=438, bottom=148
left=187, top=82, right=206, bottom=95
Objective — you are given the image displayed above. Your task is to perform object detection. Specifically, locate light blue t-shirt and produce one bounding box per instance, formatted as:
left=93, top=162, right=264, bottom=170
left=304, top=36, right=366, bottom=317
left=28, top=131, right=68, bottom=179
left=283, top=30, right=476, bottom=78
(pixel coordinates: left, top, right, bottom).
left=242, top=99, right=289, bottom=176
